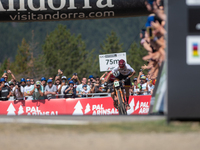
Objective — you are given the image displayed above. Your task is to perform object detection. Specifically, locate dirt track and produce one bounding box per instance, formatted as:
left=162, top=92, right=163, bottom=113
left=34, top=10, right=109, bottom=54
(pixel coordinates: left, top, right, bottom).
left=1, top=129, right=200, bottom=150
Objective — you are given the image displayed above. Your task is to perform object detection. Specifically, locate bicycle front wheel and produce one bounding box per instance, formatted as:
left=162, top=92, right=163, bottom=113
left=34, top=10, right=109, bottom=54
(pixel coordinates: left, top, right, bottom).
left=116, top=90, right=127, bottom=115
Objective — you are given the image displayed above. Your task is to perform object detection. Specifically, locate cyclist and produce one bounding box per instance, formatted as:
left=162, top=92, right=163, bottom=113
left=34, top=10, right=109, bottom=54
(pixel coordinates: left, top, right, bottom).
left=105, top=59, right=135, bottom=109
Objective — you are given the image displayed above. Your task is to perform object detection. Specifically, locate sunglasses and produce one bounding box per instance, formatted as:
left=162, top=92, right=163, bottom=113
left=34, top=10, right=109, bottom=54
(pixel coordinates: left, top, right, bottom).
left=27, top=80, right=30, bottom=82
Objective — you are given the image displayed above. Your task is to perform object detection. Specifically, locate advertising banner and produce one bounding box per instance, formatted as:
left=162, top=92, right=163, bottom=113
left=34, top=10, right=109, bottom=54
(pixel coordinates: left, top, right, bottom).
left=0, top=0, right=149, bottom=22
left=99, top=52, right=127, bottom=72
left=0, top=99, right=67, bottom=115
left=0, top=96, right=151, bottom=115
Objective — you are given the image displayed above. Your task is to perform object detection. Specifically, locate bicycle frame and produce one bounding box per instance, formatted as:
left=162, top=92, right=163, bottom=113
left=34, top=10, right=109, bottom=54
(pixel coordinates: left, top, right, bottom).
left=113, top=79, right=127, bottom=115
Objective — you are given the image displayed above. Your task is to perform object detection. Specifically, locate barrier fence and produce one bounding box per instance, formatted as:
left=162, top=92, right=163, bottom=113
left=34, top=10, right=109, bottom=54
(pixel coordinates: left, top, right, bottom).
left=0, top=95, right=151, bottom=115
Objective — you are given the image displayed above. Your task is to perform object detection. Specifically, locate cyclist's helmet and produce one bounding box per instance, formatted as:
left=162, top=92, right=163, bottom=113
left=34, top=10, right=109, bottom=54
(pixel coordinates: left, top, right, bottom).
left=21, top=78, right=26, bottom=82
left=41, top=77, right=46, bottom=81
left=119, top=59, right=125, bottom=68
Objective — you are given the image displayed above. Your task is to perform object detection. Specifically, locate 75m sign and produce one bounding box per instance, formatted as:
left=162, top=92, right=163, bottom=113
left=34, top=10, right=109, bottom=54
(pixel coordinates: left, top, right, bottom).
left=99, top=52, right=127, bottom=72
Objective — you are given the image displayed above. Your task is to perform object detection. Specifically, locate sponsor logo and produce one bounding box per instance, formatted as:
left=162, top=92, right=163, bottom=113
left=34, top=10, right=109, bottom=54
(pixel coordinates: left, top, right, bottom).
left=72, top=100, right=118, bottom=115
left=7, top=103, right=58, bottom=115
left=0, top=0, right=114, bottom=11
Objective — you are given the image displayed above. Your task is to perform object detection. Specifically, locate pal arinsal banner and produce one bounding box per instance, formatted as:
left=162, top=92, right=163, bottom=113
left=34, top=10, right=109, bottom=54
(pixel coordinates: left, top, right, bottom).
left=0, top=0, right=149, bottom=22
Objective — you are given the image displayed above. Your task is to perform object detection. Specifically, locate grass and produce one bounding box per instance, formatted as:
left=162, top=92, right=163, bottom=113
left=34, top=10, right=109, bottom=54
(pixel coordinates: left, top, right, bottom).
left=1, top=120, right=200, bottom=134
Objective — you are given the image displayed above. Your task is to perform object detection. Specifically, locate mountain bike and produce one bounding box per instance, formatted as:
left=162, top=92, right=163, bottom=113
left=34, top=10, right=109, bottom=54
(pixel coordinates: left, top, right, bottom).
left=113, top=79, right=127, bottom=115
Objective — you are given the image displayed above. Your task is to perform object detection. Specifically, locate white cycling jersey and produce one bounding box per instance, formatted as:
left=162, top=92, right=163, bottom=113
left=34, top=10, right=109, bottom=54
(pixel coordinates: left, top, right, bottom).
left=112, top=64, right=134, bottom=76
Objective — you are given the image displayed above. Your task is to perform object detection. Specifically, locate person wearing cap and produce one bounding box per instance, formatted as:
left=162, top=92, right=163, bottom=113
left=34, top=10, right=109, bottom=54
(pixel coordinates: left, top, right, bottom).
left=24, top=78, right=34, bottom=100
left=41, top=77, right=47, bottom=88
left=139, top=76, right=149, bottom=95
left=58, top=76, right=68, bottom=98
left=0, top=78, right=11, bottom=101
left=20, top=78, right=26, bottom=94
left=68, top=73, right=80, bottom=87
left=44, top=79, right=57, bottom=99
left=81, top=84, right=90, bottom=97
left=64, top=81, right=76, bottom=98
left=32, top=81, right=44, bottom=100
left=88, top=75, right=94, bottom=83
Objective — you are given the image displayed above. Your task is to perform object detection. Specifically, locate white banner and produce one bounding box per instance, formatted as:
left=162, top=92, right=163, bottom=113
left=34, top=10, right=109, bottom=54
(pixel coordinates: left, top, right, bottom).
left=99, top=52, right=127, bottom=72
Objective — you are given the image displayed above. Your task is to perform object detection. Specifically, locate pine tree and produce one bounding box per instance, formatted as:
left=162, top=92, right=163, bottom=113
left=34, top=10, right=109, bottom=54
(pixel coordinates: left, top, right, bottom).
left=100, top=31, right=123, bottom=54
left=42, top=24, right=96, bottom=78
left=13, top=38, right=31, bottom=75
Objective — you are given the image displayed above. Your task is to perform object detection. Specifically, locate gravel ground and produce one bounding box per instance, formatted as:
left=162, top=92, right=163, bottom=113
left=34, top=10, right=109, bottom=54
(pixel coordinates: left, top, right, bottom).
left=0, top=125, right=200, bottom=150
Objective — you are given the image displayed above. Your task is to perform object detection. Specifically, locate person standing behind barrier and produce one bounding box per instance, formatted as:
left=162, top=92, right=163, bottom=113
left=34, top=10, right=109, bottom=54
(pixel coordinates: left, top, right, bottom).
left=24, top=78, right=34, bottom=100
left=76, top=77, right=91, bottom=95
left=81, top=84, right=90, bottom=97
left=20, top=78, right=26, bottom=94
left=33, top=81, right=44, bottom=100
left=58, top=76, right=68, bottom=98
left=0, top=78, right=11, bottom=101
left=44, top=79, right=57, bottom=99
left=41, top=77, right=47, bottom=88
left=30, top=78, right=35, bottom=85
left=64, top=81, right=76, bottom=98
left=91, top=76, right=102, bottom=93
left=13, top=82, right=23, bottom=100
left=68, top=73, right=81, bottom=88
left=130, top=77, right=140, bottom=95
left=8, top=81, right=15, bottom=100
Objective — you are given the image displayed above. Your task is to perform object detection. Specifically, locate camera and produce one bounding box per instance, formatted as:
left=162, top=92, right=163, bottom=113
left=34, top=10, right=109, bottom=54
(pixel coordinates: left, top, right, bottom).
left=140, top=29, right=146, bottom=39
left=147, top=27, right=154, bottom=40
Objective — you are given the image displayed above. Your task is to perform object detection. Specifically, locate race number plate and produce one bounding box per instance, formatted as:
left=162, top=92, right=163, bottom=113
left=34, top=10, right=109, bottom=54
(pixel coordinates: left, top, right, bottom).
left=114, top=81, right=120, bottom=87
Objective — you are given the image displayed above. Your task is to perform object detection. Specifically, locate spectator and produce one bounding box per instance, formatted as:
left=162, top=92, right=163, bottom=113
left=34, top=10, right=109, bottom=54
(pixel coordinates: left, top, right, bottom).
left=148, top=80, right=155, bottom=95
left=13, top=82, right=23, bottom=100
left=76, top=77, right=91, bottom=95
left=8, top=81, right=15, bottom=100
left=64, top=81, right=76, bottom=98
left=33, top=81, right=44, bottom=100
left=58, top=76, right=68, bottom=98
left=0, top=78, right=11, bottom=101
left=30, top=78, right=35, bottom=85
left=55, top=77, right=61, bottom=90
left=44, top=79, right=57, bottom=99
left=41, top=77, right=47, bottom=89
left=100, top=78, right=107, bottom=93
left=139, top=76, right=149, bottom=95
left=69, top=73, right=81, bottom=88
left=20, top=78, right=26, bottom=93
left=131, top=77, right=140, bottom=95
left=81, top=84, right=90, bottom=97
left=88, top=75, right=94, bottom=84
left=91, top=76, right=102, bottom=93
left=10, top=79, right=16, bottom=86
left=24, top=78, right=34, bottom=100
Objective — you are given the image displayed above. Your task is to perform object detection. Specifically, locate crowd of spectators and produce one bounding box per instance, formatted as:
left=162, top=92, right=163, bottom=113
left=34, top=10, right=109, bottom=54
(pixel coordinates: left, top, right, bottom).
left=0, top=68, right=156, bottom=101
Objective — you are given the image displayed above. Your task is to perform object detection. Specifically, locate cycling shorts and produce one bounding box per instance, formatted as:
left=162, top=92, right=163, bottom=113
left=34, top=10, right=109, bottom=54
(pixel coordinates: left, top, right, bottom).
left=115, top=73, right=131, bottom=88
